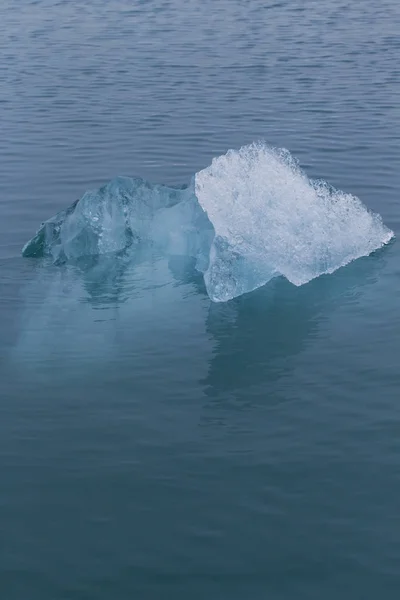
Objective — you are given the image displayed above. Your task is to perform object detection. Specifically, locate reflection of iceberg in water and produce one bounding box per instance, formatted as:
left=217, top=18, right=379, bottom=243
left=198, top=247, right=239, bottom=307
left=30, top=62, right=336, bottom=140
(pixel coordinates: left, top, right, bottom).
left=11, top=252, right=209, bottom=373
left=10, top=238, right=391, bottom=418
left=22, top=143, right=393, bottom=302
left=203, top=249, right=389, bottom=399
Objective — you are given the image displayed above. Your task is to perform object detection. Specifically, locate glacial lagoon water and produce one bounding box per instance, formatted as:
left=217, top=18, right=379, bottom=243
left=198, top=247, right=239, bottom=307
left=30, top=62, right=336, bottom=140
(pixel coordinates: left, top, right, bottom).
left=1, top=1, right=400, bottom=598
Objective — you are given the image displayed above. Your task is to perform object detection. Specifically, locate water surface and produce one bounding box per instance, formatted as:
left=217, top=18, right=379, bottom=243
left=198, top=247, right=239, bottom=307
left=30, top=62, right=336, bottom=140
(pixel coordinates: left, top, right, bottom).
left=1, top=1, right=400, bottom=598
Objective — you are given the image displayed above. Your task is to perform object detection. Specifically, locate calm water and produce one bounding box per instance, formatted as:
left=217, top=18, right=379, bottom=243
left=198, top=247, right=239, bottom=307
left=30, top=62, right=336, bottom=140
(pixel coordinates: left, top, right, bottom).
left=1, top=1, right=400, bottom=598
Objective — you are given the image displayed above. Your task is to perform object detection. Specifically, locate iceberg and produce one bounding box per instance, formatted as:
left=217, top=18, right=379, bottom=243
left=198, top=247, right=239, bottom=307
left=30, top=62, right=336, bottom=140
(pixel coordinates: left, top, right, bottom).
left=22, top=142, right=394, bottom=302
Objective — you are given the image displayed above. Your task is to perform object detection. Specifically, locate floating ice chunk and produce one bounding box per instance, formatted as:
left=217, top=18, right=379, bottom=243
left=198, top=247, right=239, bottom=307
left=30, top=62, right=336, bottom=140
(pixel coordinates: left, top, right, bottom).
left=22, top=177, right=198, bottom=262
left=22, top=143, right=394, bottom=302
left=195, top=142, right=393, bottom=301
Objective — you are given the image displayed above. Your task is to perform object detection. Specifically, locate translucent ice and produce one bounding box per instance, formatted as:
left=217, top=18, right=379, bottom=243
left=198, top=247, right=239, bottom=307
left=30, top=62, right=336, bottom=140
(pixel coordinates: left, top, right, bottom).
left=22, top=177, right=211, bottom=263
left=22, top=143, right=394, bottom=302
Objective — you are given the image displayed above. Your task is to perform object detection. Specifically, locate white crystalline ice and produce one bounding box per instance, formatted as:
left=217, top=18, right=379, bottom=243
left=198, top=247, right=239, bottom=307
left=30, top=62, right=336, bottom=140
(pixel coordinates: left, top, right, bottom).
left=22, top=143, right=394, bottom=302
left=195, top=143, right=394, bottom=301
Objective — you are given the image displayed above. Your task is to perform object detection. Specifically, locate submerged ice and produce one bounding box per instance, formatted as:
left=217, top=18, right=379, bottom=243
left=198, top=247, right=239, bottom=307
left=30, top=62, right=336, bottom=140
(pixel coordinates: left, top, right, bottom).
left=22, top=143, right=394, bottom=302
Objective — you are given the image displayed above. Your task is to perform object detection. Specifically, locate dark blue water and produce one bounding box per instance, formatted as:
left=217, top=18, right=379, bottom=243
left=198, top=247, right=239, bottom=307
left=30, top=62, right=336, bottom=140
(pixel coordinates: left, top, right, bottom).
left=1, top=1, right=400, bottom=598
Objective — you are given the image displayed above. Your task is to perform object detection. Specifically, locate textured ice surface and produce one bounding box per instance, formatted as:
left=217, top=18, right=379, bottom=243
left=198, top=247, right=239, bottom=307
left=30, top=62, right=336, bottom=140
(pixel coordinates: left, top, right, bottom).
left=23, top=143, right=394, bottom=302
left=22, top=177, right=199, bottom=262
left=195, top=143, right=394, bottom=300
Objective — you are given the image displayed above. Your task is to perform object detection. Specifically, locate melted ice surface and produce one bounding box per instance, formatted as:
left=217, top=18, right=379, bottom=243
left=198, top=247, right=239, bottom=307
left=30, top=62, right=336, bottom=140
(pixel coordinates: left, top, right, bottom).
left=22, top=143, right=394, bottom=302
